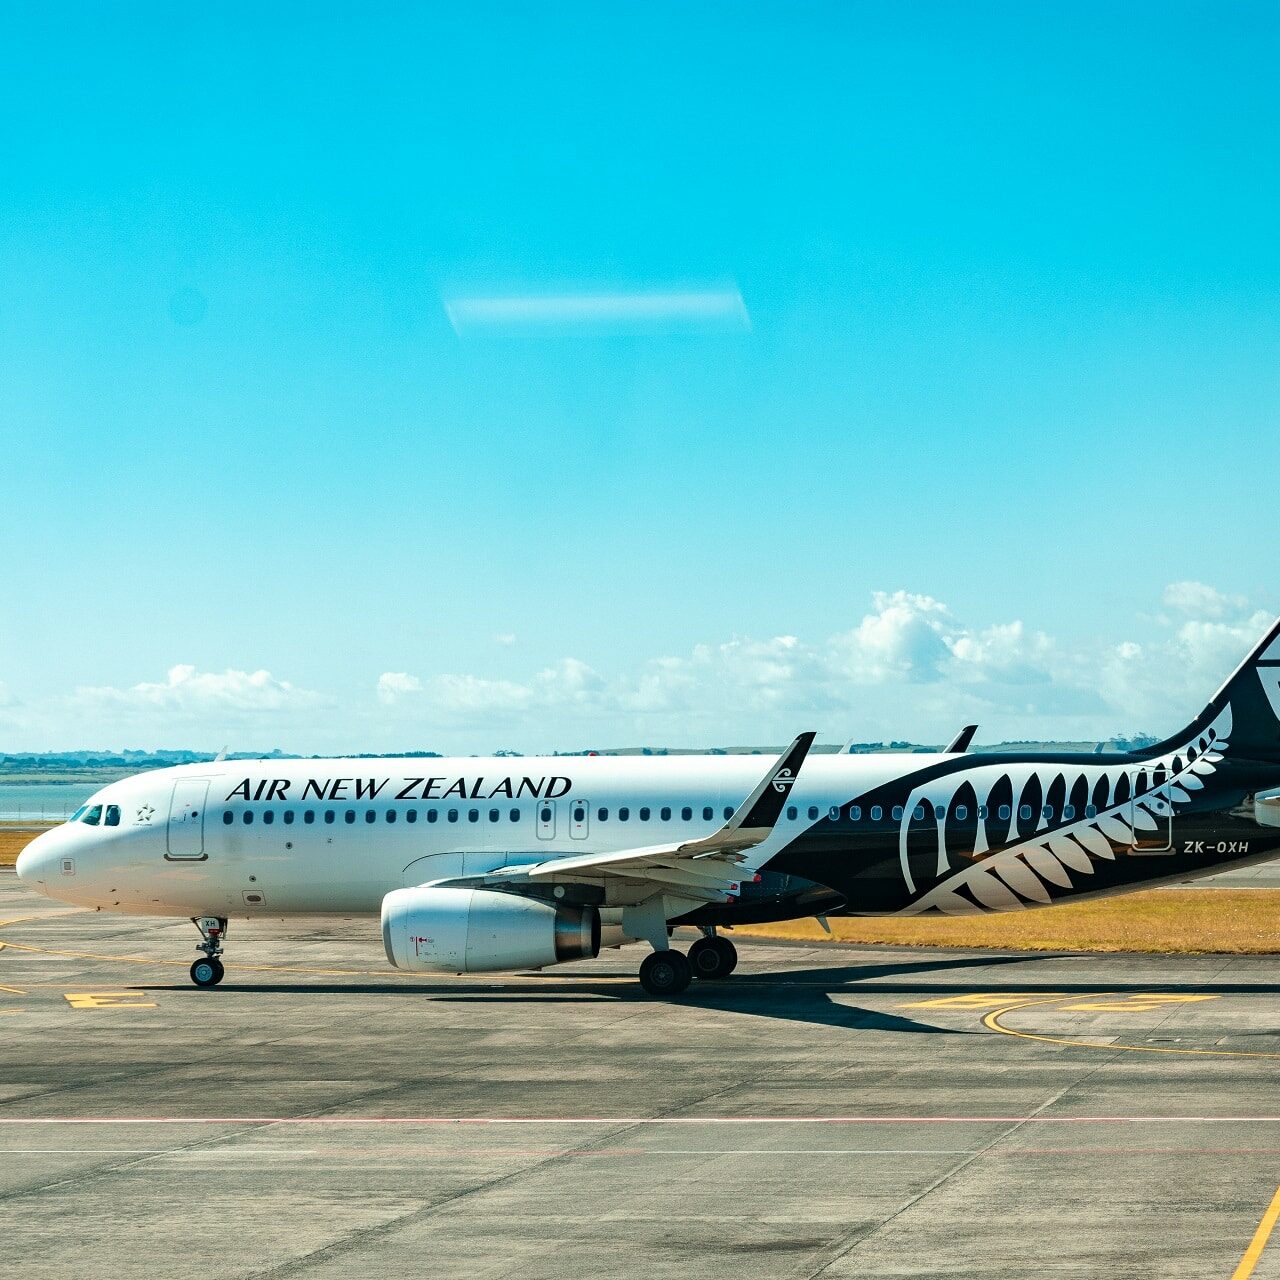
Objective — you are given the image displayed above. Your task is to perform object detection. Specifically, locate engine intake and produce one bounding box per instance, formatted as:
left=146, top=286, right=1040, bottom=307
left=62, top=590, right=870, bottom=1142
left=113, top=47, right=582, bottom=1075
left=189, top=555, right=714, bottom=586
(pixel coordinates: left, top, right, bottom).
left=381, top=885, right=601, bottom=973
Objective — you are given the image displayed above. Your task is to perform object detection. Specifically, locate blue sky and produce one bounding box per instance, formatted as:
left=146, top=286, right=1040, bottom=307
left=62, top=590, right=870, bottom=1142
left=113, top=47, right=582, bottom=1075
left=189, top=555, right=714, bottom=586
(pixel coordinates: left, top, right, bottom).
left=1, top=2, right=1278, bottom=752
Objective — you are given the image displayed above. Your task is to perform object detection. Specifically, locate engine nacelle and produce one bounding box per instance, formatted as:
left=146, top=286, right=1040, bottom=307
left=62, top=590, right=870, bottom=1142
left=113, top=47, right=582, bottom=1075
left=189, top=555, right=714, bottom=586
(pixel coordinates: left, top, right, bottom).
left=381, top=885, right=601, bottom=973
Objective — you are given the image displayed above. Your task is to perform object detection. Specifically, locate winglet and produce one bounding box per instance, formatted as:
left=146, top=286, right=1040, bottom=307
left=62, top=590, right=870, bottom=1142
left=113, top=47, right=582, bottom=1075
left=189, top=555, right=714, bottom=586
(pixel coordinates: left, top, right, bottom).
left=728, top=731, right=817, bottom=832
left=945, top=724, right=978, bottom=754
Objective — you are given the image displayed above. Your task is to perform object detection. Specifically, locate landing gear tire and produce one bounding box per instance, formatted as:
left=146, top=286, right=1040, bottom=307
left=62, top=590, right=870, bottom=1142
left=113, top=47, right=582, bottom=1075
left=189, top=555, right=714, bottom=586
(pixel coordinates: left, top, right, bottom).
left=639, top=949, right=692, bottom=998
left=689, top=936, right=738, bottom=980
left=190, top=957, right=224, bottom=988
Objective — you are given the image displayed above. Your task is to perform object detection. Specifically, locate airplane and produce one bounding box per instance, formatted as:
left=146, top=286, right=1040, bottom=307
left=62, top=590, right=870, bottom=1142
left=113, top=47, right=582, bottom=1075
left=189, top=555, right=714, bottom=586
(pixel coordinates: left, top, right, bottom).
left=15, top=617, right=1280, bottom=997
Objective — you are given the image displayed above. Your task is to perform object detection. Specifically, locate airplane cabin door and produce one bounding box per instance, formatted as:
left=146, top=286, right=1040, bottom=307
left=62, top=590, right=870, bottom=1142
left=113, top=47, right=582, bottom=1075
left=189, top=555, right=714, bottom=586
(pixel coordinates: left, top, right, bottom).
left=1129, top=771, right=1174, bottom=854
left=167, top=779, right=210, bottom=860
left=536, top=800, right=556, bottom=840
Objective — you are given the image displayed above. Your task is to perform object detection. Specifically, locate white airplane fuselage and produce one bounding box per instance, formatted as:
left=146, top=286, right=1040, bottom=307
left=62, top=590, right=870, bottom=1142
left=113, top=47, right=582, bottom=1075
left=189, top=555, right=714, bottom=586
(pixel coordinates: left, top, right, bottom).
left=15, top=753, right=925, bottom=919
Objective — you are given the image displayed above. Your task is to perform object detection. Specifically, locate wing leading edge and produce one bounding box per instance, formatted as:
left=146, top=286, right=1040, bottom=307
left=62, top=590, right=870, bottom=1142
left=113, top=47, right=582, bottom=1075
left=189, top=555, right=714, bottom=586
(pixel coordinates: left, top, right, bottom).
left=477, top=731, right=818, bottom=903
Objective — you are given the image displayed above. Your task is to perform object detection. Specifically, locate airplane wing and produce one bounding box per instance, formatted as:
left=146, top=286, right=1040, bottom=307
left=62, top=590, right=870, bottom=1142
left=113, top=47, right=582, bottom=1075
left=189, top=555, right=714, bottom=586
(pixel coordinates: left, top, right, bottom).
left=476, top=732, right=817, bottom=903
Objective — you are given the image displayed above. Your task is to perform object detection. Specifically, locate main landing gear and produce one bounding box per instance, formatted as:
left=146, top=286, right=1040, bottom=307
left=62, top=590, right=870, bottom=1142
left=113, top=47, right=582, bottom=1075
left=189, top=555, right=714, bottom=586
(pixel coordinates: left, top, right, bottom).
left=190, top=916, right=227, bottom=988
left=638, top=932, right=739, bottom=997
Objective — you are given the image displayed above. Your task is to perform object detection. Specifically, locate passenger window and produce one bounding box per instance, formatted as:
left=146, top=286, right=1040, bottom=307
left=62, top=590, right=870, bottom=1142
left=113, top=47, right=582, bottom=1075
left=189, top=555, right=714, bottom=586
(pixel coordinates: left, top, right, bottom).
left=365, top=810, right=376, bottom=824
left=427, top=809, right=438, bottom=823
left=448, top=809, right=458, bottom=823
left=808, top=806, right=819, bottom=820
left=891, top=806, right=903, bottom=821
left=1062, top=805, right=1075, bottom=821
left=724, top=806, right=733, bottom=820
left=998, top=805, right=1011, bottom=821
left=540, top=806, right=551, bottom=823
left=681, top=806, right=692, bottom=820
left=386, top=809, right=397, bottom=823
left=1042, top=806, right=1053, bottom=820
left=619, top=807, right=630, bottom=821
left=787, top=806, right=797, bottom=820
left=702, top=806, right=713, bottom=821
left=82, top=805, right=102, bottom=826
left=304, top=810, right=315, bottom=824
left=1085, top=804, right=1098, bottom=819
left=849, top=805, right=861, bottom=821
left=222, top=811, right=233, bottom=825
left=828, top=806, right=839, bottom=820
left=912, top=806, right=924, bottom=821
left=871, top=806, right=882, bottom=821
left=104, top=805, right=120, bottom=827
left=345, top=810, right=355, bottom=824
left=598, top=807, right=609, bottom=821
left=954, top=806, right=967, bottom=821
left=324, top=810, right=335, bottom=824
left=639, top=807, right=650, bottom=821
left=243, top=811, right=254, bottom=825
left=976, top=805, right=988, bottom=820
left=263, top=810, right=275, bottom=826
left=510, top=808, right=519, bottom=821
left=406, top=809, right=417, bottom=824
left=489, top=808, right=499, bottom=822
left=468, top=809, right=479, bottom=823
left=934, top=805, right=946, bottom=820
left=660, top=807, right=671, bottom=821
left=1019, top=805, right=1032, bottom=821
left=283, top=810, right=294, bottom=825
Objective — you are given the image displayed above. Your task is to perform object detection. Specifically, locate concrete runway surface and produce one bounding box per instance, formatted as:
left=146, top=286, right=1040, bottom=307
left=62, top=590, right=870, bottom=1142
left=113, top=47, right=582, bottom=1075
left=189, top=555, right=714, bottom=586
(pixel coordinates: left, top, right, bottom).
left=3, top=872, right=1280, bottom=1279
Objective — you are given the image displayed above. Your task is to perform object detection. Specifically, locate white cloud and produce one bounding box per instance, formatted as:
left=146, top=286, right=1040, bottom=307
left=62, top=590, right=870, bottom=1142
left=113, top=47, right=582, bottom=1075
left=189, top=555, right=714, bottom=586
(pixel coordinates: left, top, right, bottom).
left=1162, top=581, right=1248, bottom=619
left=493, top=633, right=518, bottom=647
left=373, top=585, right=1276, bottom=749
left=443, top=285, right=750, bottom=335
left=75, top=665, right=318, bottom=713
left=5, top=584, right=1273, bottom=753
left=376, top=672, right=423, bottom=705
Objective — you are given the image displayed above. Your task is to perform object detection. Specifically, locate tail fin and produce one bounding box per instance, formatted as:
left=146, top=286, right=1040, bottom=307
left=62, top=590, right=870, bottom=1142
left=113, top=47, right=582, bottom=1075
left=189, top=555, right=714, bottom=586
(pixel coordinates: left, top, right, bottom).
left=1157, top=616, right=1280, bottom=763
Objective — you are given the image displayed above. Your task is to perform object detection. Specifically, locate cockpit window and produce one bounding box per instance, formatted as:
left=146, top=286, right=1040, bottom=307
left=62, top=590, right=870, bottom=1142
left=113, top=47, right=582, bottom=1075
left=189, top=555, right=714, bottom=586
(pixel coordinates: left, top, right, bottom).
left=81, top=805, right=102, bottom=826
left=104, top=805, right=121, bottom=827
left=68, top=805, right=89, bottom=823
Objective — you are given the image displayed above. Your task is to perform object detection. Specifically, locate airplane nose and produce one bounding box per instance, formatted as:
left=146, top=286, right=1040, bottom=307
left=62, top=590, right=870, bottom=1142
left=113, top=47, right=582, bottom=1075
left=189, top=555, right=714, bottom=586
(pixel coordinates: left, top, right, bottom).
left=15, top=830, right=54, bottom=887
left=15, top=842, right=35, bottom=883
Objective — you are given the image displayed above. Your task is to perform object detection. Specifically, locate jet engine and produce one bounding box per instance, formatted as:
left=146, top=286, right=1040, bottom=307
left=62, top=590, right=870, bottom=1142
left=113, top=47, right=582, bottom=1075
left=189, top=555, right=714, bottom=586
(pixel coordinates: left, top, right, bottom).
left=381, top=885, right=601, bottom=973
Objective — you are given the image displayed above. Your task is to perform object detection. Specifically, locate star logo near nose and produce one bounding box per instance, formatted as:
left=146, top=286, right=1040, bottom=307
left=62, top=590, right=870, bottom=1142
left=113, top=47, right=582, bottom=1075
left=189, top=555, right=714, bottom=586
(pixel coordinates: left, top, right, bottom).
left=135, top=805, right=155, bottom=824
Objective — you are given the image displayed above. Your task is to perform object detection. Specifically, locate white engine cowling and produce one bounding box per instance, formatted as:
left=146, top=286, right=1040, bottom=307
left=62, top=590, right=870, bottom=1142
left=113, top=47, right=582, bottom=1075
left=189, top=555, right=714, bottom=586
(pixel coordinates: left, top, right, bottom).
left=381, top=885, right=601, bottom=973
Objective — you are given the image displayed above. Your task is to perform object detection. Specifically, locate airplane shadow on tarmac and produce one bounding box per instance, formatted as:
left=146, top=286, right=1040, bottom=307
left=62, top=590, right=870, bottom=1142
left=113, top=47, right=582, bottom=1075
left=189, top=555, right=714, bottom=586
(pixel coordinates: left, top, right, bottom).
left=133, top=951, right=1214, bottom=1035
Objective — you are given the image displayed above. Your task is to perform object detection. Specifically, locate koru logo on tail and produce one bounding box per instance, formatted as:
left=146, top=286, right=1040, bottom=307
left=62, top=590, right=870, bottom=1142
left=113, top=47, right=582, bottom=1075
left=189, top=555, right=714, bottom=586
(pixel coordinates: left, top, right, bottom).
left=771, top=768, right=796, bottom=795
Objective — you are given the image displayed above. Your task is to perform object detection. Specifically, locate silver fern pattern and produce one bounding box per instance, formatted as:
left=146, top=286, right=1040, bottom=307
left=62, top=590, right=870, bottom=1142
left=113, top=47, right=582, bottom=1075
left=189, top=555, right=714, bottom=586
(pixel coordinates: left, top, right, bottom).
left=897, top=704, right=1233, bottom=916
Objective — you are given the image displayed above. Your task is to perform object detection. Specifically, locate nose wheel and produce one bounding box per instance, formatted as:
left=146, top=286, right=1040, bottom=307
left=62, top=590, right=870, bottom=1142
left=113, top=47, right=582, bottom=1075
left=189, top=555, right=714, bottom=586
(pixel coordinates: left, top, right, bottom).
left=190, top=957, right=225, bottom=987
left=190, top=916, right=228, bottom=988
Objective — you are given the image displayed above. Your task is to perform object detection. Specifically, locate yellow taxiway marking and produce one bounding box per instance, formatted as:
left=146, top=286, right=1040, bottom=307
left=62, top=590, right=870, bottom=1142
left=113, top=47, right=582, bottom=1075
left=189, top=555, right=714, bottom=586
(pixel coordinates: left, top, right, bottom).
left=64, top=992, right=157, bottom=1010
left=1059, top=994, right=1218, bottom=1013
left=0, top=984, right=26, bottom=995
left=902, top=992, right=1067, bottom=1010
left=982, top=992, right=1280, bottom=1060
left=1232, top=1184, right=1280, bottom=1280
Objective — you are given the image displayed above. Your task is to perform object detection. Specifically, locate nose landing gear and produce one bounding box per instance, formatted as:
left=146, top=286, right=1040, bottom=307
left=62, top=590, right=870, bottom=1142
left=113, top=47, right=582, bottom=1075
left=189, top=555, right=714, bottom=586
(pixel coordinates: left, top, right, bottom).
left=190, top=916, right=227, bottom=987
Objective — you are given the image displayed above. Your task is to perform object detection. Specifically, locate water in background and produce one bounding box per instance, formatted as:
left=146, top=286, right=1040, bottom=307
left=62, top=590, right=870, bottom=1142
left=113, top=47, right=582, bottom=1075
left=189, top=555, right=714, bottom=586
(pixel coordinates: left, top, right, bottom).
left=0, top=782, right=97, bottom=821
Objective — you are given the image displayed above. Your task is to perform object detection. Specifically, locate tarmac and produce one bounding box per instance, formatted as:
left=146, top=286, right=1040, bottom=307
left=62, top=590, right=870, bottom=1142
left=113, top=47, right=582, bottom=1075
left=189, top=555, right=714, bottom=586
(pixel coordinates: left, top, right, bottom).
left=3, top=870, right=1280, bottom=1279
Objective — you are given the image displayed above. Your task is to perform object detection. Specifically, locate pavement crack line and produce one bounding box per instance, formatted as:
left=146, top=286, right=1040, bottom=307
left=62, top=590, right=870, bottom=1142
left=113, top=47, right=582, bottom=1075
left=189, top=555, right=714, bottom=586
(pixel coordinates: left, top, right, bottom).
left=242, top=1055, right=818, bottom=1279
left=791, top=1003, right=1127, bottom=1280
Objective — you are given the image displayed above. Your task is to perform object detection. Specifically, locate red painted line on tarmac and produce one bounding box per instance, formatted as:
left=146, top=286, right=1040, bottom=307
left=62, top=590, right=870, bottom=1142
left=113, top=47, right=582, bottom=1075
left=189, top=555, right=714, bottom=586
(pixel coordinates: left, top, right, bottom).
left=3, top=1115, right=1280, bottom=1126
